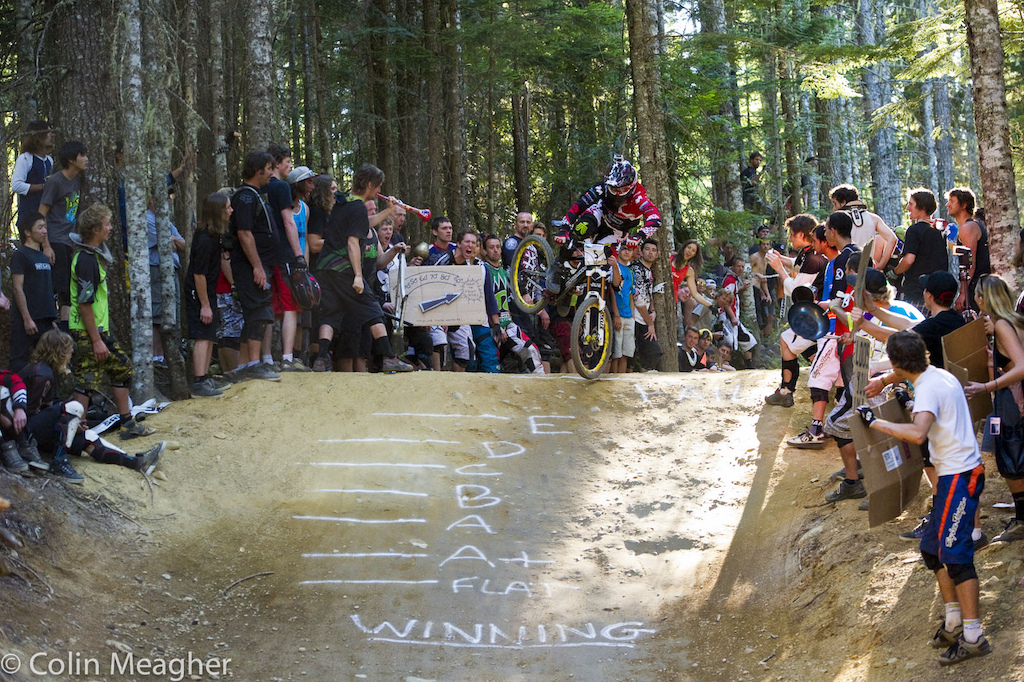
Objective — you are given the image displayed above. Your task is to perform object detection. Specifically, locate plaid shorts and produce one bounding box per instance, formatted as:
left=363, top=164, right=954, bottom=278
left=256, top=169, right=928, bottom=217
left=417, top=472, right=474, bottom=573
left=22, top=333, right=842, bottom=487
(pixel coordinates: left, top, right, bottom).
left=217, top=292, right=244, bottom=340
left=70, top=329, right=133, bottom=392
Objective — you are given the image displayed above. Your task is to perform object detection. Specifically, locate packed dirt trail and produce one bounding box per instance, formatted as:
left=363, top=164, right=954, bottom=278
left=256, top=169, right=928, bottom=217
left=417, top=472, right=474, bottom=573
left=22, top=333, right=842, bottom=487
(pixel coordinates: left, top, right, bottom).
left=1, top=371, right=1022, bottom=681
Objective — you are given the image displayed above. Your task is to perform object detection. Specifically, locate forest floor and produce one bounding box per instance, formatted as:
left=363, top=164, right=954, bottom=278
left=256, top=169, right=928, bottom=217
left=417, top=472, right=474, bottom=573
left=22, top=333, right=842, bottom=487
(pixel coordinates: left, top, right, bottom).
left=0, top=371, right=1022, bottom=681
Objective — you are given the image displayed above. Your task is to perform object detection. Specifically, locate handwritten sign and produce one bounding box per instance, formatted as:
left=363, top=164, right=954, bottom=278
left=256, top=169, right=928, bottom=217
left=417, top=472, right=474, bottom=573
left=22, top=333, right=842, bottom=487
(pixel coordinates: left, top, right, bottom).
left=390, top=265, right=487, bottom=326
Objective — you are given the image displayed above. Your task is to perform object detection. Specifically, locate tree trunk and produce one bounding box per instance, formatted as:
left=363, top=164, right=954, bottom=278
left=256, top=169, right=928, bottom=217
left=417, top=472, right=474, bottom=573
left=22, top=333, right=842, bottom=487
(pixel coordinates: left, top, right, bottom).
left=423, top=0, right=443, bottom=215
left=122, top=0, right=156, bottom=400
left=965, top=0, right=1021, bottom=280
left=302, top=5, right=314, bottom=167
left=206, top=0, right=228, bottom=190
left=145, top=0, right=189, bottom=400
left=856, top=0, right=900, bottom=226
left=177, top=0, right=199, bottom=239
left=934, top=77, right=955, bottom=200
left=814, top=96, right=841, bottom=207
left=780, top=58, right=801, bottom=215
left=801, top=92, right=818, bottom=211
left=625, top=0, right=677, bottom=371
left=762, top=56, right=784, bottom=223
left=921, top=80, right=939, bottom=200
left=441, top=0, right=468, bottom=230
left=245, top=0, right=276, bottom=151
left=310, top=1, right=332, bottom=173
left=511, top=88, right=530, bottom=213
left=16, top=0, right=38, bottom=121
left=699, top=0, right=742, bottom=213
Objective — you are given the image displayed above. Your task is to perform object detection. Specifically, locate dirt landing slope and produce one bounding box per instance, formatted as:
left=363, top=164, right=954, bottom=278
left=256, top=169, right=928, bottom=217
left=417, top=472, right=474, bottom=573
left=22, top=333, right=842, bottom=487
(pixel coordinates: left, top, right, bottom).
left=1, top=371, right=1022, bottom=682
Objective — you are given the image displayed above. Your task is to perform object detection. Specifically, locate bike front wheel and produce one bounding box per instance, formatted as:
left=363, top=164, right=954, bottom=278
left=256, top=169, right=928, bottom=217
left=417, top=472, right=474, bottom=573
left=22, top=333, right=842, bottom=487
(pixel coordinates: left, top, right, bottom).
left=570, top=294, right=612, bottom=380
left=510, top=235, right=556, bottom=315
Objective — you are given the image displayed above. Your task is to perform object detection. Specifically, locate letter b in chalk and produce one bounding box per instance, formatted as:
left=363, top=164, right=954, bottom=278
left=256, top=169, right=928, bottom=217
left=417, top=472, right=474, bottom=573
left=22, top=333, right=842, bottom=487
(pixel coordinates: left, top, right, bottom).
left=456, top=484, right=501, bottom=509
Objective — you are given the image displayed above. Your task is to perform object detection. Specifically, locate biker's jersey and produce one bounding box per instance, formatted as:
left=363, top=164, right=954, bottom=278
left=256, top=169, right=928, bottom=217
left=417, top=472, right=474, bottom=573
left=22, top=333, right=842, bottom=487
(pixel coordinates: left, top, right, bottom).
left=502, top=235, right=521, bottom=269
left=564, top=182, right=661, bottom=239
left=485, top=262, right=514, bottom=328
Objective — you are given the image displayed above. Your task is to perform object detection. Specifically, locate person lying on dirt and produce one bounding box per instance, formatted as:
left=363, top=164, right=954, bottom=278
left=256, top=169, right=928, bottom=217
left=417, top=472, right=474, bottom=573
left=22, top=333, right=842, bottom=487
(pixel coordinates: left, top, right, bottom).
left=18, top=329, right=164, bottom=484
left=856, top=330, right=991, bottom=666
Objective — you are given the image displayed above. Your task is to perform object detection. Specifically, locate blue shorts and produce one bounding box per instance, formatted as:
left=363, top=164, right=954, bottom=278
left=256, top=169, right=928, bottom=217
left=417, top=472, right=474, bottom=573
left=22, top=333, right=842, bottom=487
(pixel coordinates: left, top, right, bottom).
left=920, top=465, right=985, bottom=565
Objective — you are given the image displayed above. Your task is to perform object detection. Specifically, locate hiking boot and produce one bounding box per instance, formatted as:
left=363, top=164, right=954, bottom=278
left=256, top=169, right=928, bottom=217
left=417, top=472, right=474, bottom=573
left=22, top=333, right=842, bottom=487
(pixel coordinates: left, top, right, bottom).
left=19, top=436, right=48, bottom=472
left=787, top=430, right=826, bottom=450
left=280, top=358, right=312, bottom=372
left=245, top=363, right=282, bottom=382
left=900, top=513, right=931, bottom=541
left=48, top=455, right=84, bottom=484
left=381, top=356, right=414, bottom=373
left=930, top=623, right=964, bottom=649
left=312, top=356, right=332, bottom=373
left=992, top=518, right=1024, bottom=544
left=831, top=465, right=863, bottom=482
left=939, top=635, right=992, bottom=666
left=765, top=389, right=794, bottom=407
left=134, top=441, right=166, bottom=476
left=973, top=532, right=990, bottom=552
left=826, top=478, right=866, bottom=503
left=0, top=440, right=28, bottom=474
left=120, top=418, right=156, bottom=440
left=191, top=378, right=224, bottom=398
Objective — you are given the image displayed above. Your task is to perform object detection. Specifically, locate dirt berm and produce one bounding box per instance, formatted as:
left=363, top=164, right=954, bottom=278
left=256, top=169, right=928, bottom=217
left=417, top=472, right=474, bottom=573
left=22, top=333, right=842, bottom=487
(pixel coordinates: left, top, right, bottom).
left=1, top=371, right=1022, bottom=681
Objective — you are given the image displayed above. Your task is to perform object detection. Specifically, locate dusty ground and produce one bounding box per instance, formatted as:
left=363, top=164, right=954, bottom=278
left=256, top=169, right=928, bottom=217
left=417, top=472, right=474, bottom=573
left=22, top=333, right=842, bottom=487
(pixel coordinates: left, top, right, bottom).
left=0, top=371, right=1022, bottom=681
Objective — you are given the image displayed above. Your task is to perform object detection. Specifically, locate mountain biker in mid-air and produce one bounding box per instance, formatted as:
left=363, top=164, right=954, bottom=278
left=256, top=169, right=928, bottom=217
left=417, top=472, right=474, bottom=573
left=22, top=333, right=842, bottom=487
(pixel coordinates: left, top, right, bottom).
left=550, top=154, right=661, bottom=293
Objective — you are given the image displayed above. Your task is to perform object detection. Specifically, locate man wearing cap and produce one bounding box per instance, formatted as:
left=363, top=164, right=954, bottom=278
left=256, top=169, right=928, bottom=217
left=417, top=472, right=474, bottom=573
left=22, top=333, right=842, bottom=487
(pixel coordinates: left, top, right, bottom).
left=288, top=165, right=316, bottom=367
left=853, top=269, right=970, bottom=540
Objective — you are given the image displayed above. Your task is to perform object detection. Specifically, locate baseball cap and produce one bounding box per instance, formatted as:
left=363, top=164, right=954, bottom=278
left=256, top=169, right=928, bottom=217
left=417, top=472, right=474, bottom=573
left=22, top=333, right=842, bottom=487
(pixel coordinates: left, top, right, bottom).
left=918, top=270, right=958, bottom=305
left=863, top=268, right=888, bottom=295
left=699, top=328, right=712, bottom=339
left=287, top=166, right=315, bottom=184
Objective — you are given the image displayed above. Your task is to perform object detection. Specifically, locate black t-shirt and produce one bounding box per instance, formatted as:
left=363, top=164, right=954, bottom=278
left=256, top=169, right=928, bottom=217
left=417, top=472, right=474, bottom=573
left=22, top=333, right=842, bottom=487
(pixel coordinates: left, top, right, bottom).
left=900, top=221, right=948, bottom=299
left=11, top=245, right=57, bottom=320
left=794, top=245, right=827, bottom=299
left=185, top=230, right=222, bottom=296
left=679, top=344, right=701, bottom=372
left=318, top=196, right=370, bottom=274
left=263, top=176, right=294, bottom=264
left=307, top=204, right=328, bottom=270
left=828, top=243, right=860, bottom=301
left=912, top=308, right=965, bottom=369
left=502, top=234, right=522, bottom=269
left=740, top=166, right=758, bottom=200
left=230, top=184, right=277, bottom=267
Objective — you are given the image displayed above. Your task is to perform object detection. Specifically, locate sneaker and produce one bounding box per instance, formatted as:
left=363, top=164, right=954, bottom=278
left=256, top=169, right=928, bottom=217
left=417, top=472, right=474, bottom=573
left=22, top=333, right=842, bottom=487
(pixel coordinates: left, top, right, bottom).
left=973, top=532, right=990, bottom=552
left=380, top=356, right=414, bottom=373
left=830, top=465, right=863, bottom=482
left=765, top=389, right=794, bottom=407
left=930, top=623, right=964, bottom=649
left=858, top=498, right=870, bottom=511
left=191, top=378, right=224, bottom=398
left=312, top=356, right=332, bottom=373
left=939, top=635, right=992, bottom=666
left=245, top=363, right=282, bottom=382
left=280, top=359, right=312, bottom=372
left=208, top=375, right=231, bottom=391
left=19, top=437, right=47, bottom=471
left=1, top=440, right=28, bottom=474
left=992, top=518, right=1024, bottom=544
left=787, top=430, right=826, bottom=450
left=134, top=441, right=166, bottom=476
left=223, top=368, right=250, bottom=384
left=48, top=455, right=84, bottom=484
left=826, top=478, right=867, bottom=502
left=120, top=418, right=157, bottom=440
left=900, top=513, right=931, bottom=541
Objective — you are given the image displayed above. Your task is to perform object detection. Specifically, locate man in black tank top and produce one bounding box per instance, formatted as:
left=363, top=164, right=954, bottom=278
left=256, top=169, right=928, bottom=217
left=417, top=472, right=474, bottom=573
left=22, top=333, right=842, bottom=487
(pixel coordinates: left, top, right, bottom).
left=946, top=187, right=990, bottom=313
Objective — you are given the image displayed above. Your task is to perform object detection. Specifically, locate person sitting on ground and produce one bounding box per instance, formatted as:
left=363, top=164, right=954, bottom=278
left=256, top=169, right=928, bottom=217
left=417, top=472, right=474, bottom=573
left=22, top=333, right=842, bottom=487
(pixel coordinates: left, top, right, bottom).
left=696, top=329, right=715, bottom=370
left=19, top=329, right=164, bottom=483
left=0, top=368, right=34, bottom=475
left=678, top=326, right=701, bottom=372
left=715, top=340, right=737, bottom=371
left=857, top=330, right=991, bottom=666
left=68, top=203, right=157, bottom=441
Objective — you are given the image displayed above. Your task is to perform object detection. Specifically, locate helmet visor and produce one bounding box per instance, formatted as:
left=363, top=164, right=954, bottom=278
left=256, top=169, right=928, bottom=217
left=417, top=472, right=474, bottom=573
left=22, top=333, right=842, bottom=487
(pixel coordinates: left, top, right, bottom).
left=607, top=182, right=633, bottom=196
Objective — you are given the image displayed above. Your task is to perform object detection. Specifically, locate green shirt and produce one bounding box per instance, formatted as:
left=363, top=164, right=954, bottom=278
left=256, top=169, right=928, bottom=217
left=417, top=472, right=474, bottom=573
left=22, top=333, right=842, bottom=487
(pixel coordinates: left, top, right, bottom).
left=70, top=249, right=109, bottom=333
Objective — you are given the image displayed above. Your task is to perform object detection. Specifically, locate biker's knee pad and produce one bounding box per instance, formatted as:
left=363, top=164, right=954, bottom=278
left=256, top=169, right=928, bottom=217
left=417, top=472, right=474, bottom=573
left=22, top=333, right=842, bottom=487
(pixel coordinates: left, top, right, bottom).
left=809, top=387, right=830, bottom=404
left=946, top=562, right=977, bottom=585
left=59, top=401, right=86, bottom=449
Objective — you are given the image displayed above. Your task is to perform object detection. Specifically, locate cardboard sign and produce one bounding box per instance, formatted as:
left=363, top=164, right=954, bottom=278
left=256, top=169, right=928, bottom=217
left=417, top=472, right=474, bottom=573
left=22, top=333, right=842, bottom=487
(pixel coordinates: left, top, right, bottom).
left=942, top=318, right=992, bottom=426
left=850, top=398, right=925, bottom=528
left=390, top=264, right=488, bottom=326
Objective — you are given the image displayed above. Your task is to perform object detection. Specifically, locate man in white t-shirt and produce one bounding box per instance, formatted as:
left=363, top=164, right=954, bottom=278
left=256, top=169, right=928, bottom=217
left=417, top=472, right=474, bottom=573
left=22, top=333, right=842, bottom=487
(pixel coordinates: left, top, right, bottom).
left=856, top=330, right=990, bottom=666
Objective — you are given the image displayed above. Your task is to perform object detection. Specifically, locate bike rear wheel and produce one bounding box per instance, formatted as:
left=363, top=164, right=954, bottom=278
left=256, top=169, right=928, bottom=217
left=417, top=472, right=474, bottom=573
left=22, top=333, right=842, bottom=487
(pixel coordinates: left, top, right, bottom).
left=510, top=235, right=555, bottom=315
left=570, top=294, right=612, bottom=380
